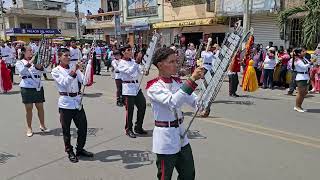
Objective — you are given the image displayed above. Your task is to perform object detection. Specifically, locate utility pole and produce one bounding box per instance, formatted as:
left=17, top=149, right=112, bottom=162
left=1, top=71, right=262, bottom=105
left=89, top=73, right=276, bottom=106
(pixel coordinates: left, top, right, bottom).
left=243, top=0, right=250, bottom=34
left=0, top=0, right=6, bottom=41
left=75, top=0, right=81, bottom=39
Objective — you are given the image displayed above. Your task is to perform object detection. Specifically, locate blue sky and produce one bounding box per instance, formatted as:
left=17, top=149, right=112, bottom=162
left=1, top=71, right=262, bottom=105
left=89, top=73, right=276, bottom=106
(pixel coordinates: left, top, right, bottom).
left=4, top=0, right=101, bottom=14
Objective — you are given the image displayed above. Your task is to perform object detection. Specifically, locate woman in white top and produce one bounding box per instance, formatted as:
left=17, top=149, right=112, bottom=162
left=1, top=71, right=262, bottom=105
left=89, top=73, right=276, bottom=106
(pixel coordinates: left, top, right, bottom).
left=292, top=48, right=312, bottom=112
left=15, top=46, right=50, bottom=137
left=262, top=47, right=277, bottom=89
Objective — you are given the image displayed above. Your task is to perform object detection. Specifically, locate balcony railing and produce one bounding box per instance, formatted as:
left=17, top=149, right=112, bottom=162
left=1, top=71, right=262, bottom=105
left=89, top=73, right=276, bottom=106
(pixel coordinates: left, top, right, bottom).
left=86, top=11, right=121, bottom=22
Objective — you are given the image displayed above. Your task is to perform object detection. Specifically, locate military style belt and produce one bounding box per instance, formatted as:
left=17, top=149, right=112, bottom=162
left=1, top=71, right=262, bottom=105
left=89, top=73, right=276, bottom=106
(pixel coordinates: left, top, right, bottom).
left=122, top=80, right=138, bottom=83
left=70, top=59, right=78, bottom=61
left=204, top=62, right=212, bottom=65
left=22, top=75, right=41, bottom=79
left=155, top=119, right=184, bottom=128
left=59, top=92, right=81, bottom=97
left=1, top=55, right=9, bottom=57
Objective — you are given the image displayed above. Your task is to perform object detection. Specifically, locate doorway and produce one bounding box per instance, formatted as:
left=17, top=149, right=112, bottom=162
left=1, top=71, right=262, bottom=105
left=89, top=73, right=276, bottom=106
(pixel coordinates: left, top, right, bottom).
left=182, top=32, right=203, bottom=47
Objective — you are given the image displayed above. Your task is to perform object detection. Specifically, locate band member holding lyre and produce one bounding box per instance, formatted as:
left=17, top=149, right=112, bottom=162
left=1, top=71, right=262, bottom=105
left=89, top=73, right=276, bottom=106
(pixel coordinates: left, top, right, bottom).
left=118, top=44, right=147, bottom=138
left=51, top=48, right=93, bottom=163
left=16, top=46, right=50, bottom=137
left=146, top=47, right=203, bottom=180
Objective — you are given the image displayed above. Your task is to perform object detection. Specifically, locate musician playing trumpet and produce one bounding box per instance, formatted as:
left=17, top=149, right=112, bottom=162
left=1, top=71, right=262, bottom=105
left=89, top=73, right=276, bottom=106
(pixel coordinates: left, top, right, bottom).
left=51, top=48, right=93, bottom=163
left=16, top=46, right=50, bottom=137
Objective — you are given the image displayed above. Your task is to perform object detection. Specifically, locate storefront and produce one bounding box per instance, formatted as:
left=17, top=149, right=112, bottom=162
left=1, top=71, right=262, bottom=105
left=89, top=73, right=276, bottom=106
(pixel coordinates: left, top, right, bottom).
left=6, top=28, right=62, bottom=42
left=153, top=18, right=229, bottom=47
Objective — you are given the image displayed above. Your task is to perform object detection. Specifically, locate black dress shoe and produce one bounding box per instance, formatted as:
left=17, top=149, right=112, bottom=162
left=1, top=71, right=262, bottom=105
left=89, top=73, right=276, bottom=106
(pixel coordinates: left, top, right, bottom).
left=134, top=128, right=148, bottom=135
left=233, top=94, right=240, bottom=97
left=67, top=151, right=79, bottom=163
left=126, top=130, right=136, bottom=138
left=76, top=149, right=94, bottom=157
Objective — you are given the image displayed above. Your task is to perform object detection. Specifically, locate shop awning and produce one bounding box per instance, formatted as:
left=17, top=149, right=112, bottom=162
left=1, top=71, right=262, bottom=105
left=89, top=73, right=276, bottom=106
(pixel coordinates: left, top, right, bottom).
left=153, top=18, right=216, bottom=29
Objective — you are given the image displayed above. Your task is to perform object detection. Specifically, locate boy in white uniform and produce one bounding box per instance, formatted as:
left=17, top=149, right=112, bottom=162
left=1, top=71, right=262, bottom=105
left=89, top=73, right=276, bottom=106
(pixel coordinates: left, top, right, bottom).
left=146, top=47, right=203, bottom=180
left=51, top=48, right=93, bottom=163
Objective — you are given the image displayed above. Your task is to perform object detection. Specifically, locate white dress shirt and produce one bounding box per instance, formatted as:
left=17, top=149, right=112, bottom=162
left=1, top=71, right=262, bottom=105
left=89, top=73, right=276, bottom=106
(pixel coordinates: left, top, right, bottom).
left=1, top=46, right=13, bottom=64
left=51, top=65, right=84, bottom=109
left=118, top=59, right=143, bottom=96
left=111, top=59, right=121, bottom=80
left=147, top=77, right=198, bottom=154
left=295, top=58, right=311, bottom=81
left=263, top=56, right=277, bottom=69
left=16, top=59, right=43, bottom=90
left=69, top=47, right=82, bottom=69
left=82, top=47, right=90, bottom=61
left=202, top=51, right=215, bottom=71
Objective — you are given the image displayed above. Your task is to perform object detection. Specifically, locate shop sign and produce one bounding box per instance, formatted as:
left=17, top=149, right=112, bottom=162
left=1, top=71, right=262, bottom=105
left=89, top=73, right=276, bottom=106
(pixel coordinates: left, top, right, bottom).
left=6, top=28, right=61, bottom=35
left=153, top=18, right=216, bottom=29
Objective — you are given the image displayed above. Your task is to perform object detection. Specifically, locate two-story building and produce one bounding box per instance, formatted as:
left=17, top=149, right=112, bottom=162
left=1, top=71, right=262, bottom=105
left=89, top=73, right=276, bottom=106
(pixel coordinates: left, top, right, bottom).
left=0, top=0, right=83, bottom=42
left=85, top=0, right=163, bottom=47
left=153, top=0, right=229, bottom=47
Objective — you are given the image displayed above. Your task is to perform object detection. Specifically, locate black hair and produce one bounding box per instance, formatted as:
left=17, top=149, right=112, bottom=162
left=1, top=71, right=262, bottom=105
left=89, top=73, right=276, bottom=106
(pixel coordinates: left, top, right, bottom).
left=120, top=44, right=131, bottom=55
left=113, top=49, right=120, bottom=55
left=57, top=48, right=70, bottom=56
left=153, top=47, right=175, bottom=67
left=19, top=46, right=27, bottom=60
left=292, top=47, right=303, bottom=70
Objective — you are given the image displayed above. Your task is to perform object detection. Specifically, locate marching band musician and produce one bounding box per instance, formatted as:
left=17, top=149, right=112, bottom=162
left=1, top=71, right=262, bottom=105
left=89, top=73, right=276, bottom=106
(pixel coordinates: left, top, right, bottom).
left=51, top=48, right=93, bottom=163
left=69, top=38, right=82, bottom=70
left=146, top=47, right=203, bottom=180
left=16, top=46, right=50, bottom=137
left=0, top=41, right=15, bottom=83
left=118, top=44, right=147, bottom=138
left=200, top=44, right=218, bottom=118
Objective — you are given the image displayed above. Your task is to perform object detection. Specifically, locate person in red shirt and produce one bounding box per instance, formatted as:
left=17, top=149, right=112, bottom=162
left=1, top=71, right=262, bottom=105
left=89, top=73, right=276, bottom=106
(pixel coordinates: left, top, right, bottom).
left=278, top=46, right=291, bottom=87
left=228, top=51, right=241, bottom=97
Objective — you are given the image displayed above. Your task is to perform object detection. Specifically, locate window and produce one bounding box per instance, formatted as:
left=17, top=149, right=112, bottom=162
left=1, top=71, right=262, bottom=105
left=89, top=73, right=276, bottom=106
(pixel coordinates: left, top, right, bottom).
left=20, top=23, right=32, bottom=29
left=289, top=18, right=302, bottom=47
left=65, top=22, right=76, bottom=30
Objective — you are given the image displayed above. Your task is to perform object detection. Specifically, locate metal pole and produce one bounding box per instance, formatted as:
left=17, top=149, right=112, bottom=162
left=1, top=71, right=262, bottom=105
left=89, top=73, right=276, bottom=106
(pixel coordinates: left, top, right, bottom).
left=243, top=0, right=250, bottom=34
left=0, top=0, right=6, bottom=41
left=75, top=0, right=81, bottom=39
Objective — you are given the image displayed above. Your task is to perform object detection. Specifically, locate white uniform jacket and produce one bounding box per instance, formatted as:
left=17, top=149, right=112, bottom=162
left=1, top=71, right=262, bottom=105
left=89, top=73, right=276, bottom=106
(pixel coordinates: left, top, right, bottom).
left=118, top=59, right=143, bottom=96
left=69, top=47, right=82, bottom=69
left=111, top=59, right=121, bottom=80
left=51, top=65, right=84, bottom=109
left=147, top=77, right=198, bottom=155
left=16, top=59, right=44, bottom=90
left=202, top=51, right=215, bottom=71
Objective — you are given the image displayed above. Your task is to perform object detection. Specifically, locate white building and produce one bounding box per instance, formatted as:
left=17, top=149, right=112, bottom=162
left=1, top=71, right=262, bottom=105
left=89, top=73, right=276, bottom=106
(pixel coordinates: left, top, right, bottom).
left=0, top=0, right=83, bottom=42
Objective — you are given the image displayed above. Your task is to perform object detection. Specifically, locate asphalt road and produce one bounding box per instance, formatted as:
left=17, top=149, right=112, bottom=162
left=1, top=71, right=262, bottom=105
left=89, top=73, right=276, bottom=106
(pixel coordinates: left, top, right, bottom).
left=0, top=68, right=320, bottom=180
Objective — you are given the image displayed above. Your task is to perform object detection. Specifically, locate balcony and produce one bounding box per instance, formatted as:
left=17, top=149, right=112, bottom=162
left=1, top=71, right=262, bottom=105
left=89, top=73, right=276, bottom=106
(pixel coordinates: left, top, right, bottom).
left=85, top=11, right=121, bottom=29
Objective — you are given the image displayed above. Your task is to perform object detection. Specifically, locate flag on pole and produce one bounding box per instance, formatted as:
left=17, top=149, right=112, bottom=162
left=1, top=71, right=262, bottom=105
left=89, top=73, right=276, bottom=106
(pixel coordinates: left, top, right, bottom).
left=83, top=58, right=94, bottom=86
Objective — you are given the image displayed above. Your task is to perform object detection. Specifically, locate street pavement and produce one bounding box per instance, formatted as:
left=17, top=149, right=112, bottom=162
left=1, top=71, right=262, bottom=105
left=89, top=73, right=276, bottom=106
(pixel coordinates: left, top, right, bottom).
left=0, top=67, right=320, bottom=180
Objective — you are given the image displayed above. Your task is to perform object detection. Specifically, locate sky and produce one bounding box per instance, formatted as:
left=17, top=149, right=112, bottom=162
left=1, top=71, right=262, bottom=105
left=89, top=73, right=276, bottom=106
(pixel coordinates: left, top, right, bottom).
left=3, top=0, right=101, bottom=14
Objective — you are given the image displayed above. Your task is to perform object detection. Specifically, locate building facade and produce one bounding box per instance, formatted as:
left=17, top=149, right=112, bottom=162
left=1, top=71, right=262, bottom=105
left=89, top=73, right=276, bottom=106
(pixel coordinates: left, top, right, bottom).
left=153, top=0, right=229, bottom=47
left=0, top=0, right=82, bottom=42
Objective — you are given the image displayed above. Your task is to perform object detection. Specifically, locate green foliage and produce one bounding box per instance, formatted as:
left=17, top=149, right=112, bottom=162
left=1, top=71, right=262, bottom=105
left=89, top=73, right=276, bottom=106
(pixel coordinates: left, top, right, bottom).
left=278, top=0, right=320, bottom=48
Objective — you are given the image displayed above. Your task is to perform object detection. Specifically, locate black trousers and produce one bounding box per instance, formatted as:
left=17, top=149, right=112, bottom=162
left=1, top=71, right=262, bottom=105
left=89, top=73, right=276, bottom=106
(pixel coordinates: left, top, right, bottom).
left=263, top=69, right=274, bottom=88
left=156, top=144, right=195, bottom=180
left=59, top=108, right=88, bottom=152
left=254, top=67, right=262, bottom=86
left=279, top=65, right=288, bottom=87
left=115, top=79, right=122, bottom=98
left=95, top=59, right=101, bottom=74
left=288, top=71, right=297, bottom=93
left=123, top=90, right=146, bottom=131
left=228, top=73, right=239, bottom=96
left=6, top=64, right=15, bottom=83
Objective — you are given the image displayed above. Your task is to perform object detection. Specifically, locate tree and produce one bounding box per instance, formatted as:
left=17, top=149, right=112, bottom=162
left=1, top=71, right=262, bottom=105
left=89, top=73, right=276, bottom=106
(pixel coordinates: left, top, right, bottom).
left=278, top=0, right=320, bottom=49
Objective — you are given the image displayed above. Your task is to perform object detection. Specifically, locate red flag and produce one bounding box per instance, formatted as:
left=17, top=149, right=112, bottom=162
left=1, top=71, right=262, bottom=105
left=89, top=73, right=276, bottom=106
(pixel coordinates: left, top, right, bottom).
left=83, top=58, right=94, bottom=86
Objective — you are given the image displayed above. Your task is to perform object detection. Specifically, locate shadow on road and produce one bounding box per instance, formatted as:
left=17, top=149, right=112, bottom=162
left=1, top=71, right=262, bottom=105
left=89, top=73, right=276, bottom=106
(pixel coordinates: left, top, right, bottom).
left=80, top=150, right=154, bottom=169
left=34, top=128, right=103, bottom=138
left=83, top=93, right=103, bottom=98
left=187, top=130, right=207, bottom=139
left=0, top=152, right=15, bottom=164
left=241, top=95, right=279, bottom=100
left=0, top=90, right=21, bottom=95
left=307, top=109, right=320, bottom=113
left=214, top=100, right=254, bottom=105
